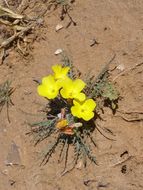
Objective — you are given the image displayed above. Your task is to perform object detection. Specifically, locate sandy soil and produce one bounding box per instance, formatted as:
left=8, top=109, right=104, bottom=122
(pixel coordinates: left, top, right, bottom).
left=0, top=0, right=143, bottom=189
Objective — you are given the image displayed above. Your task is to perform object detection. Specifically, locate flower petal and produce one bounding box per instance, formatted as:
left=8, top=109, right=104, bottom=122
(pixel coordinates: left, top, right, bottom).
left=83, top=99, right=96, bottom=111
left=37, top=85, right=49, bottom=97
left=52, top=64, right=62, bottom=74
left=71, top=105, right=81, bottom=118
left=81, top=111, right=94, bottom=121
left=60, top=88, right=69, bottom=99
left=73, top=79, right=86, bottom=92
left=37, top=84, right=59, bottom=99
left=61, top=67, right=70, bottom=76
left=62, top=77, right=73, bottom=88
left=47, top=90, right=59, bottom=99
left=73, top=99, right=81, bottom=106
left=52, top=64, right=70, bottom=79
left=42, top=75, right=55, bottom=86
left=75, top=92, right=86, bottom=101
left=56, top=76, right=71, bottom=88
left=60, top=78, right=73, bottom=99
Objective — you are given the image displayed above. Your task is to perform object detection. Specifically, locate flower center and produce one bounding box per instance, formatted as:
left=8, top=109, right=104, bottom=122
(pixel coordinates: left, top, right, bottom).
left=81, top=108, right=85, bottom=113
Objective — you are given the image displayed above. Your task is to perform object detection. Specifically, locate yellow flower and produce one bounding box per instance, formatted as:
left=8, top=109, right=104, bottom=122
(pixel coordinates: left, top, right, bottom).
left=37, top=75, right=60, bottom=99
left=60, top=78, right=86, bottom=101
left=52, top=64, right=70, bottom=80
left=71, top=99, right=96, bottom=121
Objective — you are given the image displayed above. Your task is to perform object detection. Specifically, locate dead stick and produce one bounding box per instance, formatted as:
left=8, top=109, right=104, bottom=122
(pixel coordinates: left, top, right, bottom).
left=111, top=156, right=133, bottom=167
left=0, top=25, right=34, bottom=49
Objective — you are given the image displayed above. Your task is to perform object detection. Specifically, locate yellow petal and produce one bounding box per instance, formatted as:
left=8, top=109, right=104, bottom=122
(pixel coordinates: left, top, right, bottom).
left=56, top=76, right=71, bottom=88
left=52, top=64, right=70, bottom=79
left=75, top=92, right=86, bottom=101
left=42, top=75, right=55, bottom=86
left=52, top=64, right=62, bottom=74
left=62, top=77, right=73, bottom=88
left=83, top=99, right=96, bottom=111
left=71, top=106, right=81, bottom=118
left=73, top=79, right=86, bottom=92
left=60, top=88, right=73, bottom=99
left=37, top=85, right=49, bottom=97
left=81, top=111, right=94, bottom=121
left=60, top=88, right=68, bottom=99
left=61, top=67, right=70, bottom=76
left=37, top=84, right=58, bottom=99
left=60, top=78, right=74, bottom=99
left=46, top=90, right=59, bottom=99
left=73, top=99, right=81, bottom=106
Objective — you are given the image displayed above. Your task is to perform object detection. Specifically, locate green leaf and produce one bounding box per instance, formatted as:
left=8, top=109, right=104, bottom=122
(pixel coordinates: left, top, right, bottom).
left=102, top=83, right=119, bottom=101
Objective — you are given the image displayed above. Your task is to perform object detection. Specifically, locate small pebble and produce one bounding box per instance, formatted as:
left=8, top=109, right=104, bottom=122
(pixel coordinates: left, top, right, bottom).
left=54, top=49, right=63, bottom=55
left=76, top=161, right=83, bottom=169
left=1, top=169, right=9, bottom=175
left=55, top=24, right=64, bottom=32
left=9, top=179, right=16, bottom=186
left=116, top=64, right=125, bottom=71
left=5, top=141, right=21, bottom=166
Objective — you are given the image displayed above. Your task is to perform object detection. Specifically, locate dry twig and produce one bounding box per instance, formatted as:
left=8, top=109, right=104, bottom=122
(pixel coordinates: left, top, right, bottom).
left=111, top=155, right=133, bottom=167
left=113, top=62, right=143, bottom=81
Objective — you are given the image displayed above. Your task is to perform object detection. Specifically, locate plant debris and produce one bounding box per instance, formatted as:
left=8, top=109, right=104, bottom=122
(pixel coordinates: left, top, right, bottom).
left=0, top=1, right=76, bottom=63
left=0, top=5, right=35, bottom=63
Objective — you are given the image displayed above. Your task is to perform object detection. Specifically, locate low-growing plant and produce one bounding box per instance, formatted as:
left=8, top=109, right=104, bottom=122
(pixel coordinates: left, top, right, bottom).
left=0, top=80, right=14, bottom=122
left=29, top=54, right=119, bottom=174
left=84, top=67, right=119, bottom=112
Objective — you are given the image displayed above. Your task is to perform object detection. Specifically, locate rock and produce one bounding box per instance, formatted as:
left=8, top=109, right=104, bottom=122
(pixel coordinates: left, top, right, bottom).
left=116, top=64, right=125, bottom=71
left=5, top=141, right=21, bottom=166
left=54, top=49, right=63, bottom=55
left=1, top=169, right=9, bottom=175
left=9, top=179, right=16, bottom=186
left=55, top=24, right=64, bottom=32
left=76, top=160, right=83, bottom=169
left=89, top=38, right=99, bottom=47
